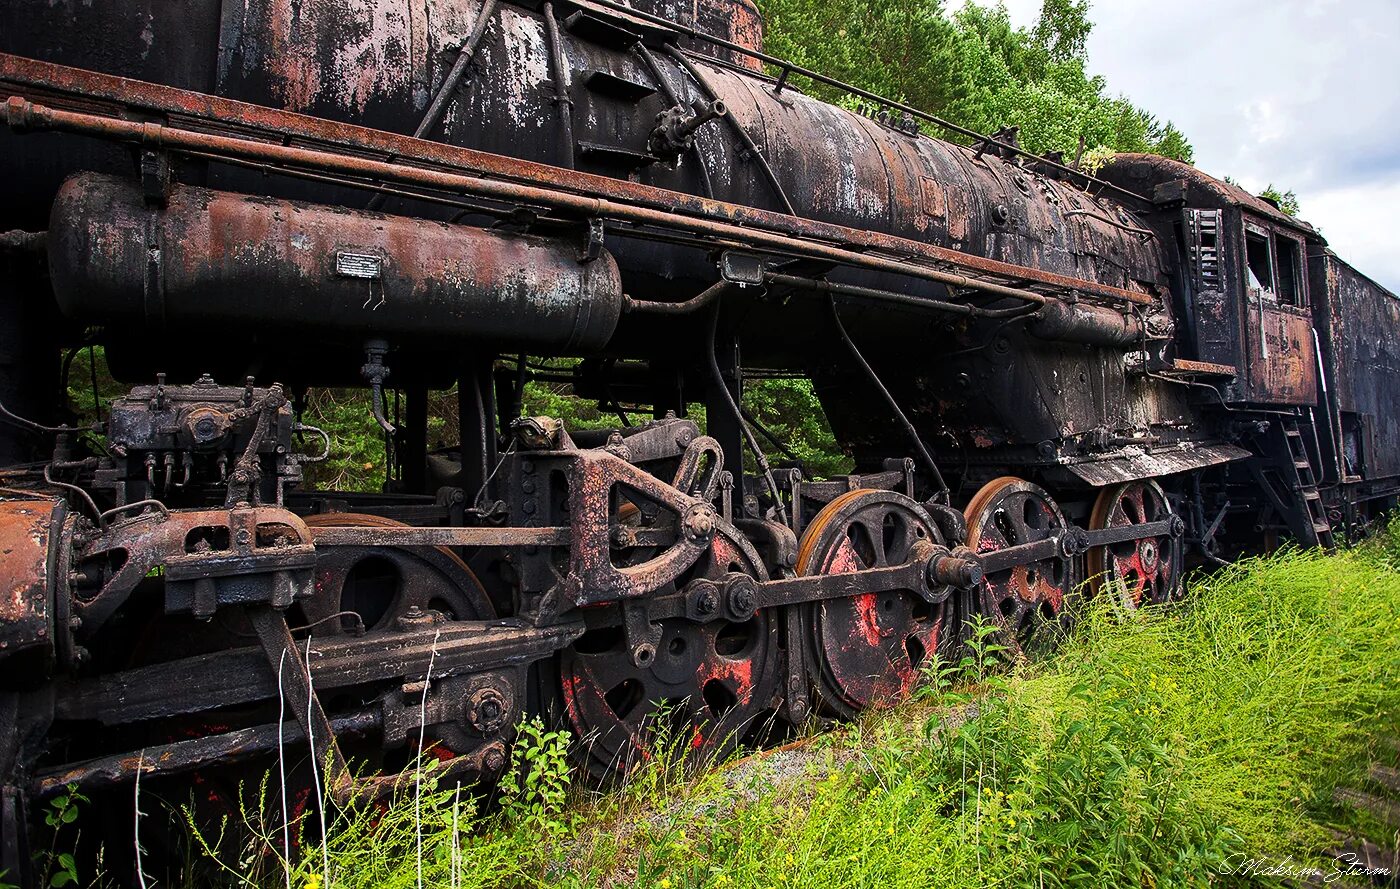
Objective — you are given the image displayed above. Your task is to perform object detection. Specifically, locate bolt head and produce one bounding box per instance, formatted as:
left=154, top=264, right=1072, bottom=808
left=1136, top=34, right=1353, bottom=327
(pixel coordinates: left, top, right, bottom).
left=483, top=748, right=507, bottom=774
left=467, top=687, right=509, bottom=734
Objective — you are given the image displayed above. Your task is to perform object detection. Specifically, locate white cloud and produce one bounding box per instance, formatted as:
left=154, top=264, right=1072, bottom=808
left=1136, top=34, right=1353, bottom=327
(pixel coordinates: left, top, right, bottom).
left=1298, top=176, right=1400, bottom=292
left=975, top=0, right=1400, bottom=291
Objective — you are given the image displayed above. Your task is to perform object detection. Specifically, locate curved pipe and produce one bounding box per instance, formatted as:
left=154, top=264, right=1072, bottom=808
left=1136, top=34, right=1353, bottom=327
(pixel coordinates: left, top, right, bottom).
left=624, top=281, right=728, bottom=315
left=666, top=46, right=797, bottom=215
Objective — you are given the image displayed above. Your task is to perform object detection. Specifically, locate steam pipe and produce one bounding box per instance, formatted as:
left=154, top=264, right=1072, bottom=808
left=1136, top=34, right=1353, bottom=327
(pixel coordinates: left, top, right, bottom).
left=624, top=281, right=728, bottom=315
left=764, top=273, right=1036, bottom=318
left=7, top=97, right=1145, bottom=311
left=541, top=2, right=576, bottom=170
left=365, top=0, right=500, bottom=210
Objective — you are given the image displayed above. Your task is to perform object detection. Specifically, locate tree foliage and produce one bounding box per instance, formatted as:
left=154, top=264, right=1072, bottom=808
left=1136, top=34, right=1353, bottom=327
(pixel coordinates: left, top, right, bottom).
left=759, top=0, right=1193, bottom=163
left=743, top=378, right=853, bottom=479
left=1259, top=184, right=1301, bottom=217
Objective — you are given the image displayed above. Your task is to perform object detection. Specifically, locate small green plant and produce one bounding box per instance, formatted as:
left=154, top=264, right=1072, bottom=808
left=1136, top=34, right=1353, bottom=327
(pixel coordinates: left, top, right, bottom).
left=914, top=652, right=966, bottom=707
left=959, top=613, right=1011, bottom=684
left=35, top=784, right=88, bottom=888
left=498, top=717, right=573, bottom=833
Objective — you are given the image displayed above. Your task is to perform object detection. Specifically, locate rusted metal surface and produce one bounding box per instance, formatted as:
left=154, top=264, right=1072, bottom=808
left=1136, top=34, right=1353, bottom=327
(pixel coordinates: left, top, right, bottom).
left=1026, top=301, right=1143, bottom=348
left=32, top=710, right=379, bottom=799
left=1169, top=358, right=1237, bottom=376
left=3, top=0, right=1399, bottom=861
left=0, top=499, right=59, bottom=670
left=50, top=173, right=624, bottom=352
left=796, top=490, right=946, bottom=718
left=53, top=616, right=582, bottom=726
left=1101, top=153, right=1316, bottom=236
left=310, top=525, right=571, bottom=547
left=0, top=54, right=1155, bottom=309
left=1251, top=305, right=1318, bottom=405
left=1060, top=442, right=1252, bottom=487
left=70, top=504, right=316, bottom=630
left=1311, top=249, right=1400, bottom=482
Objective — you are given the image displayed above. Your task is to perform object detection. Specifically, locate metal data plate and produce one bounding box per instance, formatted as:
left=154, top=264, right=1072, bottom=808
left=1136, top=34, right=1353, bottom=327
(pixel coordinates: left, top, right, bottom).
left=335, top=251, right=383, bottom=280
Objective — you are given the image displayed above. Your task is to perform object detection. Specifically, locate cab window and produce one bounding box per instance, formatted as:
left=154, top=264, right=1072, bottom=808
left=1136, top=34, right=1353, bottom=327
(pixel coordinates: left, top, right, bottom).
left=1245, top=227, right=1275, bottom=297
left=1273, top=234, right=1304, bottom=307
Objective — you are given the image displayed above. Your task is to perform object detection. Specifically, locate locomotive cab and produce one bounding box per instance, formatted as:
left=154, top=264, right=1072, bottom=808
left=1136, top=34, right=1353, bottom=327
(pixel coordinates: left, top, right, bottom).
left=1099, top=154, right=1320, bottom=408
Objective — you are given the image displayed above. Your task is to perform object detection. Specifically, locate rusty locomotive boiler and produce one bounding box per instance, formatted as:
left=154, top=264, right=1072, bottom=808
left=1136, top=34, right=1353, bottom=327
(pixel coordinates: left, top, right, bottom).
left=0, top=0, right=1396, bottom=879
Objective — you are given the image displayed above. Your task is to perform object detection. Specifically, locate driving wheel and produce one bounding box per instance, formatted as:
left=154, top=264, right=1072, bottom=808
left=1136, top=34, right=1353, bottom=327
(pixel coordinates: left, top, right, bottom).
left=798, top=489, right=946, bottom=718
left=558, top=529, right=781, bottom=778
left=964, top=477, right=1078, bottom=659
left=1086, top=480, right=1181, bottom=606
left=300, top=512, right=495, bottom=631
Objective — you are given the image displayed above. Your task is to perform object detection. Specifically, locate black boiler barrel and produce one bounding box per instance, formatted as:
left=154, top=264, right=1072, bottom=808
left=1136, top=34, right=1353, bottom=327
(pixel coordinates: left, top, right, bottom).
left=48, top=174, right=624, bottom=353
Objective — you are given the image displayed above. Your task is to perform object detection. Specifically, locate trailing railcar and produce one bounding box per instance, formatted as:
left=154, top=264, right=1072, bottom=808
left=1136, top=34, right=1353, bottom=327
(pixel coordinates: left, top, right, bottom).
left=1309, top=249, right=1400, bottom=533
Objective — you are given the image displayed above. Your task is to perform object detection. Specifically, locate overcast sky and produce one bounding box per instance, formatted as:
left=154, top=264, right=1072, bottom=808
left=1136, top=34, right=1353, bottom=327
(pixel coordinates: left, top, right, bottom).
left=995, top=0, right=1400, bottom=292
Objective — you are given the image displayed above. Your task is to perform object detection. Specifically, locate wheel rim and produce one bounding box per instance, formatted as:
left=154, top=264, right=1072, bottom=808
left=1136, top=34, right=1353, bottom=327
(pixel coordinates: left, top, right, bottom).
left=559, top=530, right=780, bottom=778
left=799, top=489, right=945, bottom=718
left=1087, top=480, right=1179, bottom=607
left=964, top=477, right=1077, bottom=658
left=300, top=513, right=495, bottom=632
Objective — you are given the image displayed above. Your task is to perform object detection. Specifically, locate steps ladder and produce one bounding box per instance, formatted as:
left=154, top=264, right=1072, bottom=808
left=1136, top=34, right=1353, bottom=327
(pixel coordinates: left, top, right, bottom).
left=1278, top=414, right=1335, bottom=550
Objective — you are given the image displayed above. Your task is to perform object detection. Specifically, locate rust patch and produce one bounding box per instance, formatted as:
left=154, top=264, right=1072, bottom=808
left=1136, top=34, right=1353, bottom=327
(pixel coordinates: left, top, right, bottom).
left=0, top=498, right=58, bottom=661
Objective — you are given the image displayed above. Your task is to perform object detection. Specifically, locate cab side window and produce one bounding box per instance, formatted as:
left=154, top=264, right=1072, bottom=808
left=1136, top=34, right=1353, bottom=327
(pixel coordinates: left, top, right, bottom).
left=1273, top=234, right=1304, bottom=307
left=1245, top=228, right=1275, bottom=297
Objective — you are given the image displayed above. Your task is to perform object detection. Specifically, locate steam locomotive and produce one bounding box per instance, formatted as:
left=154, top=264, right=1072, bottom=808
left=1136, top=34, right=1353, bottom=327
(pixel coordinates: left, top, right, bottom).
left=1, top=0, right=1396, bottom=879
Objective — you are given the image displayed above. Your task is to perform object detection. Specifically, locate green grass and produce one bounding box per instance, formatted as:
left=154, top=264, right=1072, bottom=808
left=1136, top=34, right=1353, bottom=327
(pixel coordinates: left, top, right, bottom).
left=179, top=532, right=1400, bottom=887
